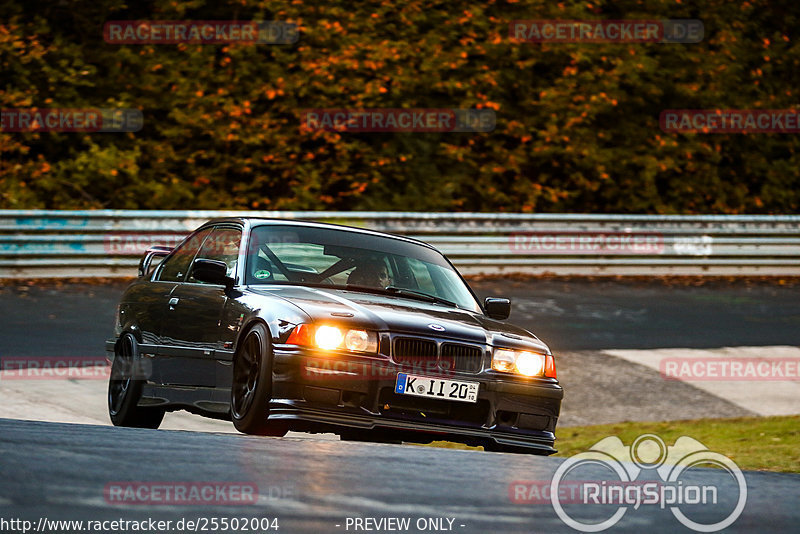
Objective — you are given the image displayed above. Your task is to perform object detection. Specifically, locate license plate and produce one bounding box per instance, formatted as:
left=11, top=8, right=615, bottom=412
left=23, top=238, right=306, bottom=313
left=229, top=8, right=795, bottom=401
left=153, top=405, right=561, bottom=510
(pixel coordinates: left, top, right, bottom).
left=394, top=373, right=479, bottom=403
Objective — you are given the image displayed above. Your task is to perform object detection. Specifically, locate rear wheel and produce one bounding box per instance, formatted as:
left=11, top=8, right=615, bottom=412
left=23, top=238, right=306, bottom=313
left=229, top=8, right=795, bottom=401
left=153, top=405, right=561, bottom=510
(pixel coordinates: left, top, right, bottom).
left=231, top=323, right=288, bottom=436
left=108, top=333, right=165, bottom=429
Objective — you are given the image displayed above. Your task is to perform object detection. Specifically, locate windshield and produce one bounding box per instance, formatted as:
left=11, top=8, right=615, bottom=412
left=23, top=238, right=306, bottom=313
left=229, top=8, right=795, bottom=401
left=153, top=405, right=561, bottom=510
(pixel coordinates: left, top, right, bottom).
left=246, top=224, right=481, bottom=312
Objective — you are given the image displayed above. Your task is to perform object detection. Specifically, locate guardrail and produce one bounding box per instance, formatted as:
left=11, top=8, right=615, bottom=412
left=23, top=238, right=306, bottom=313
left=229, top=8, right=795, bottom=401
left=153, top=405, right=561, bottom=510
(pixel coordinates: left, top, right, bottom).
left=1, top=210, right=799, bottom=278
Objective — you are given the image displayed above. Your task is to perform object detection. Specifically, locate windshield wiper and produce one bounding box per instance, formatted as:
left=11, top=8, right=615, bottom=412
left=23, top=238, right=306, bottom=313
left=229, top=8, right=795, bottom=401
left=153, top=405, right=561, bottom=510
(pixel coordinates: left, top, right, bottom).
left=382, top=286, right=459, bottom=308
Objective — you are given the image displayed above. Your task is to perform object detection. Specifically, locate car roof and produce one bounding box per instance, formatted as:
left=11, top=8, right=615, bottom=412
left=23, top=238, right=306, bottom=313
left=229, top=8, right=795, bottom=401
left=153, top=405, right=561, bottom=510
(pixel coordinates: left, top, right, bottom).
left=199, top=217, right=438, bottom=251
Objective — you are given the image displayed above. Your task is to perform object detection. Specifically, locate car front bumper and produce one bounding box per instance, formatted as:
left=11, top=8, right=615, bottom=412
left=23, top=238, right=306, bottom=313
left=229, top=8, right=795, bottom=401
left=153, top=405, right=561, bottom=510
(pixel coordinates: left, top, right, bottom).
left=271, top=347, right=563, bottom=454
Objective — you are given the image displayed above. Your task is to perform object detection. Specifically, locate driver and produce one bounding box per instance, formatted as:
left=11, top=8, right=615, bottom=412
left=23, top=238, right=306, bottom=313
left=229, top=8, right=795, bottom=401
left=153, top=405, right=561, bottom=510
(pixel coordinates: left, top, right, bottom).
left=347, top=259, right=391, bottom=288
left=217, top=234, right=240, bottom=277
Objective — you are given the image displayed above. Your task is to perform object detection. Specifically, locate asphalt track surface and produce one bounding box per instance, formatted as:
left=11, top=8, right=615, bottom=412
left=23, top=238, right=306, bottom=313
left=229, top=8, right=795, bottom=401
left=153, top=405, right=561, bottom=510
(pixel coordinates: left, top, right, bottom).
left=1, top=418, right=798, bottom=534
left=1, top=279, right=799, bottom=533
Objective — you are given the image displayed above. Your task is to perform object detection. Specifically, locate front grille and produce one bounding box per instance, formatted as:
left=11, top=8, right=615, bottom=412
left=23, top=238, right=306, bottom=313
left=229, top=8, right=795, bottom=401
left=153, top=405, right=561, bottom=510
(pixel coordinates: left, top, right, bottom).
left=440, top=343, right=483, bottom=373
left=393, top=337, right=437, bottom=367
left=392, top=337, right=483, bottom=374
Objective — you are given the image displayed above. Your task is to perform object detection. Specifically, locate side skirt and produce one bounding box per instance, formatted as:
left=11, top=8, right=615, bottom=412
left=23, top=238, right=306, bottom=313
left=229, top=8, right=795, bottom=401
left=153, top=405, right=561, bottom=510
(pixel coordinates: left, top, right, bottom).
left=140, top=384, right=232, bottom=421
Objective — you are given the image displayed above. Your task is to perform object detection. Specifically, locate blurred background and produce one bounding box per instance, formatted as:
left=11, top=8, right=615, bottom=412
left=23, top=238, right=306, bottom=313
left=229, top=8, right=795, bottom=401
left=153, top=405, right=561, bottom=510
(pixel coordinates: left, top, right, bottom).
left=2, top=0, right=799, bottom=214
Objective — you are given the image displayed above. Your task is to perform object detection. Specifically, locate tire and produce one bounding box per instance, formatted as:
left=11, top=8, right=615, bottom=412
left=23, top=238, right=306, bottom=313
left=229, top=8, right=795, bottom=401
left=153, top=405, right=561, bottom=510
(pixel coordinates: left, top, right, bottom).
left=108, top=333, right=165, bottom=429
left=231, top=323, right=288, bottom=436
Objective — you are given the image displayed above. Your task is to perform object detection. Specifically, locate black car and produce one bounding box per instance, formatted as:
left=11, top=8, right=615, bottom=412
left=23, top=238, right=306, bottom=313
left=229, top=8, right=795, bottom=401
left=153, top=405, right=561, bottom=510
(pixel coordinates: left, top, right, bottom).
left=106, top=218, right=563, bottom=454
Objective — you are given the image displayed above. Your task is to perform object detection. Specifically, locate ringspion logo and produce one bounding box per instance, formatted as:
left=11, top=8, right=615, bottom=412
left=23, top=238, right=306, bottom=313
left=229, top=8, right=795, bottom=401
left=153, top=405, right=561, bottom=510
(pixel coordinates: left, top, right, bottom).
left=550, top=434, right=746, bottom=532
left=510, top=480, right=665, bottom=505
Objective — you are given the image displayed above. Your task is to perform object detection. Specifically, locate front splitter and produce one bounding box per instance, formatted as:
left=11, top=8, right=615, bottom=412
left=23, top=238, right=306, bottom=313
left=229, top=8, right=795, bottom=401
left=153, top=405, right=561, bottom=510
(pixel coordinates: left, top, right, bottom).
left=266, top=399, right=557, bottom=455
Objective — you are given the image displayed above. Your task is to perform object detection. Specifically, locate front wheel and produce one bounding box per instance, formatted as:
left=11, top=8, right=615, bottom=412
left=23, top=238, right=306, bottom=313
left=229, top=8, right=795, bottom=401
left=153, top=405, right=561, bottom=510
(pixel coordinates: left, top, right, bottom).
left=231, top=323, right=288, bottom=437
left=108, top=333, right=165, bottom=429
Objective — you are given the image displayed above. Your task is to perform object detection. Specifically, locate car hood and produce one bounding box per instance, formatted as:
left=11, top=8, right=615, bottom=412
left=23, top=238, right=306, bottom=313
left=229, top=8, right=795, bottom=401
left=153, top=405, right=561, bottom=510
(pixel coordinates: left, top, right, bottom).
left=246, top=285, right=549, bottom=352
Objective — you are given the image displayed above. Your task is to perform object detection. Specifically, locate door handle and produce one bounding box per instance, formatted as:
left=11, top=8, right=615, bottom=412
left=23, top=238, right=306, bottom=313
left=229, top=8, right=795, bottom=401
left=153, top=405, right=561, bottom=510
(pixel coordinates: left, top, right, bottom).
left=168, top=297, right=179, bottom=310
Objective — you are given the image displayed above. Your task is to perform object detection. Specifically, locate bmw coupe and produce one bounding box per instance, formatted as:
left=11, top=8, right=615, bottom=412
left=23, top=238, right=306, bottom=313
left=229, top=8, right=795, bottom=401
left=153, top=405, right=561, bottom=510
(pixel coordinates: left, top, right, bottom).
left=106, top=218, right=563, bottom=454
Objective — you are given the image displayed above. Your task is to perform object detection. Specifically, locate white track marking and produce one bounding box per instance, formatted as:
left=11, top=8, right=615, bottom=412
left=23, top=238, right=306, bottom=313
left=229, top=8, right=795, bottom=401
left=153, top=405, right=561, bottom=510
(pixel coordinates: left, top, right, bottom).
left=605, top=346, right=800, bottom=416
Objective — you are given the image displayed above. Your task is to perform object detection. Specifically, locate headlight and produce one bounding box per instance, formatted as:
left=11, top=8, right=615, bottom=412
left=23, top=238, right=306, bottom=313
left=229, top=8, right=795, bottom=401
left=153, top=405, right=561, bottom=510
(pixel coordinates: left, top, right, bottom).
left=344, top=329, right=371, bottom=351
left=492, top=349, right=517, bottom=373
left=492, top=348, right=556, bottom=378
left=286, top=324, right=378, bottom=353
left=315, top=326, right=344, bottom=350
left=515, top=352, right=544, bottom=376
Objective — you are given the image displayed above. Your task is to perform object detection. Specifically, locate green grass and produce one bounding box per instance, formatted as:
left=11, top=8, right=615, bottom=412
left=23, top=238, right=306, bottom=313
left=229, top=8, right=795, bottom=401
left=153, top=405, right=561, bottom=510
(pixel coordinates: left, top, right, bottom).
left=419, top=415, right=800, bottom=473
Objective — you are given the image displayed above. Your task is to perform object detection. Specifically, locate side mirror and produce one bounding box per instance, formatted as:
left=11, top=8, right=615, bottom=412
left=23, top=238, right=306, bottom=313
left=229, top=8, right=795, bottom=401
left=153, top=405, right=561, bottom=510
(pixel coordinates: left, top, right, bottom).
left=484, top=297, right=511, bottom=320
left=192, top=259, right=233, bottom=288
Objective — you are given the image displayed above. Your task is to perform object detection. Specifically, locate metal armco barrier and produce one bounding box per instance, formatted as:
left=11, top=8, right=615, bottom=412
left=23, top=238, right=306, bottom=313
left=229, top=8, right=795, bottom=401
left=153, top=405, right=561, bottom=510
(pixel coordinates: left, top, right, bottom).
left=1, top=210, right=800, bottom=278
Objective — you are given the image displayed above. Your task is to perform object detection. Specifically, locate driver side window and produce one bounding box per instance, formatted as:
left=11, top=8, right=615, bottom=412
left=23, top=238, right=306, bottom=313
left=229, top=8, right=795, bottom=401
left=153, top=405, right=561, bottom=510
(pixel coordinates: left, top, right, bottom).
left=187, top=227, right=242, bottom=284
left=156, top=229, right=212, bottom=282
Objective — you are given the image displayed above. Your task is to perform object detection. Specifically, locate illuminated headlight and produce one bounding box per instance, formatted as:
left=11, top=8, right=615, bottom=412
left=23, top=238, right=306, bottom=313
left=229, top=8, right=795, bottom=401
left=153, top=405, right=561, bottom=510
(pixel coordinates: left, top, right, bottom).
left=315, top=326, right=344, bottom=350
left=515, top=352, right=544, bottom=376
left=492, top=348, right=555, bottom=378
left=287, top=324, right=378, bottom=353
